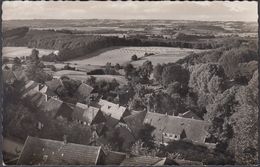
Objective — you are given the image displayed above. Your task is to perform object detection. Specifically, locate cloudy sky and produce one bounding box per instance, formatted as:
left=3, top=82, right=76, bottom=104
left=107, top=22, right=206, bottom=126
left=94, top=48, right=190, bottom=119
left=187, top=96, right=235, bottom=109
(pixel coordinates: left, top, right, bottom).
left=2, top=1, right=258, bottom=22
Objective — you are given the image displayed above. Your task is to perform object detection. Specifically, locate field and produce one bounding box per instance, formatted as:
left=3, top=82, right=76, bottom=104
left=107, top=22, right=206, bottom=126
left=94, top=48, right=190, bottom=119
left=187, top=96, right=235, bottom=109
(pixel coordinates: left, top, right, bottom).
left=53, top=70, right=127, bottom=85
left=3, top=47, right=56, bottom=58
left=67, top=46, right=205, bottom=66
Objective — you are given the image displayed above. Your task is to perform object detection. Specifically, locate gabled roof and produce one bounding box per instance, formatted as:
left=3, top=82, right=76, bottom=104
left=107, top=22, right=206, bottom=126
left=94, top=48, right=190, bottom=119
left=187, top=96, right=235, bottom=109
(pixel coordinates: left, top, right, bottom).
left=74, top=83, right=93, bottom=99
left=103, top=151, right=126, bottom=165
left=120, top=156, right=169, bottom=166
left=39, top=85, right=57, bottom=97
left=17, top=136, right=102, bottom=165
left=45, top=79, right=63, bottom=91
left=98, top=99, right=127, bottom=121
left=144, top=112, right=209, bottom=144
left=72, top=103, right=104, bottom=125
left=123, top=110, right=147, bottom=138
left=3, top=69, right=16, bottom=84
left=179, top=110, right=202, bottom=120
left=41, top=97, right=63, bottom=118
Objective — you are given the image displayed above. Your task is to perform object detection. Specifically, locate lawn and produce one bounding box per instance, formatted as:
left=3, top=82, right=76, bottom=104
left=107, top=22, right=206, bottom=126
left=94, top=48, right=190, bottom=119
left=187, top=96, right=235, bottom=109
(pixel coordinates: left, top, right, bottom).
left=3, top=47, right=56, bottom=58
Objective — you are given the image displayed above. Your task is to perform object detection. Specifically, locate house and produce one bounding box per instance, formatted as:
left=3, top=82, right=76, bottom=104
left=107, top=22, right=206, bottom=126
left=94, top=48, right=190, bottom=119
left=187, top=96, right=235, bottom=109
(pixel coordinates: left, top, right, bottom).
left=39, top=85, right=58, bottom=97
left=27, top=91, right=48, bottom=108
left=120, top=156, right=178, bottom=165
left=41, top=97, right=63, bottom=118
left=178, top=110, right=202, bottom=120
left=3, top=69, right=17, bottom=84
left=17, top=136, right=105, bottom=165
left=13, top=70, right=27, bottom=81
left=20, top=81, right=40, bottom=99
left=98, top=99, right=129, bottom=127
left=45, top=79, right=63, bottom=91
left=56, top=102, right=74, bottom=121
left=143, top=112, right=210, bottom=144
left=72, top=103, right=106, bottom=125
left=74, top=83, right=94, bottom=100
left=123, top=110, right=147, bottom=138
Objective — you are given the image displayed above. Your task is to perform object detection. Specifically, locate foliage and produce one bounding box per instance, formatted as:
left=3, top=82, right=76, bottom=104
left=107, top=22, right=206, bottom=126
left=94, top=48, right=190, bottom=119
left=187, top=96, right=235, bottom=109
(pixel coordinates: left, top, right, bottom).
left=131, top=54, right=138, bottom=61
left=25, top=49, right=52, bottom=83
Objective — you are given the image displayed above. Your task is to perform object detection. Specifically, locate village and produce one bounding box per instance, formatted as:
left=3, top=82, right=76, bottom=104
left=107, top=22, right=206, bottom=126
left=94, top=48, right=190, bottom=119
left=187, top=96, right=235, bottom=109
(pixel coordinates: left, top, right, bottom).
left=2, top=49, right=216, bottom=165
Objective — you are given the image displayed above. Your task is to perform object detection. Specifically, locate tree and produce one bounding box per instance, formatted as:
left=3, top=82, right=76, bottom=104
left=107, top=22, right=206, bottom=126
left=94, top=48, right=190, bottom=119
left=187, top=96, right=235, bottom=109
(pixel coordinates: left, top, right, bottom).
left=12, top=57, right=22, bottom=71
left=124, top=63, right=135, bottom=79
left=25, top=49, right=52, bottom=83
left=161, top=63, right=189, bottom=87
left=153, top=64, right=164, bottom=83
left=131, top=54, right=138, bottom=61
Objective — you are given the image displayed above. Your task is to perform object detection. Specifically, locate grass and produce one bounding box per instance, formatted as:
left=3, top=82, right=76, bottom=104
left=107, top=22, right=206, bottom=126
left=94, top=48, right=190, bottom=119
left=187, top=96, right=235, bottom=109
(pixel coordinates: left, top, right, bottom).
left=67, top=46, right=205, bottom=66
left=3, top=47, right=56, bottom=58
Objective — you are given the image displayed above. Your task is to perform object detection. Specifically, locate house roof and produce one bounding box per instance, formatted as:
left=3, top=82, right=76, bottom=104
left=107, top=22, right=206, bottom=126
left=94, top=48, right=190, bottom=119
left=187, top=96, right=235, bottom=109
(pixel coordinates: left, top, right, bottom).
left=75, top=83, right=93, bottom=99
left=28, top=92, right=48, bottom=108
left=3, top=70, right=16, bottom=83
left=98, top=99, right=127, bottom=121
left=56, top=103, right=74, bottom=121
left=143, top=112, right=209, bottom=144
left=13, top=70, right=27, bottom=81
left=17, top=136, right=102, bottom=165
left=40, top=85, right=57, bottom=97
left=173, top=159, right=203, bottom=165
left=123, top=110, right=147, bottom=138
left=120, top=156, right=167, bottom=166
left=45, top=79, right=63, bottom=91
left=72, top=103, right=102, bottom=124
left=41, top=97, right=63, bottom=118
left=103, top=151, right=126, bottom=165
left=179, top=110, right=202, bottom=120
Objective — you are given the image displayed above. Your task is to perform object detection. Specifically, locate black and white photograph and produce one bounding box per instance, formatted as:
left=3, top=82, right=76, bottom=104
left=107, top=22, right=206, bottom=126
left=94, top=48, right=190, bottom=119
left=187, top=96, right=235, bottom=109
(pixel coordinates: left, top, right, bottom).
left=1, top=1, right=258, bottom=165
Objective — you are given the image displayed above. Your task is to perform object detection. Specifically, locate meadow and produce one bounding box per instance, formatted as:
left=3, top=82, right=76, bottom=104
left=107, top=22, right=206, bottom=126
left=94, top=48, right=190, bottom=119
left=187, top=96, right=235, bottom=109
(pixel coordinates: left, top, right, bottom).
left=3, top=47, right=56, bottom=58
left=67, top=46, right=205, bottom=66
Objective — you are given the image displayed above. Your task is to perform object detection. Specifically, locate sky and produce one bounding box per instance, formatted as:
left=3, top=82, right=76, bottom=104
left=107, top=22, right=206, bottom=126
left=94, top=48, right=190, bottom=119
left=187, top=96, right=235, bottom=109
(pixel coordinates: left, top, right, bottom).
left=2, top=1, right=258, bottom=22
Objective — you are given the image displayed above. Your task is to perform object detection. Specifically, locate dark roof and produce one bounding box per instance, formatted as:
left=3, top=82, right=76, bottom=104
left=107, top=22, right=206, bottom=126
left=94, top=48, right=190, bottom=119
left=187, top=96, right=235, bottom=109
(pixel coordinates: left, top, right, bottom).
left=17, top=136, right=102, bottom=165
left=72, top=103, right=104, bottom=125
left=45, top=79, right=63, bottom=91
left=144, top=112, right=209, bottom=144
left=120, top=156, right=167, bottom=166
left=74, top=83, right=93, bottom=99
left=103, top=151, right=126, bottom=165
left=39, top=85, right=57, bottom=97
left=56, top=103, right=74, bottom=121
left=41, top=97, right=63, bottom=118
left=123, top=110, right=147, bottom=138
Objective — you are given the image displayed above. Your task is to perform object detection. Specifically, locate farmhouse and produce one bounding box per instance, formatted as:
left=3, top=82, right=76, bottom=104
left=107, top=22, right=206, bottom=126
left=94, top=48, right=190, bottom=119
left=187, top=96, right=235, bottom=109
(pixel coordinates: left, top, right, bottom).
left=143, top=112, right=210, bottom=144
left=27, top=91, right=48, bottom=108
left=72, top=103, right=106, bottom=125
left=17, top=136, right=104, bottom=165
left=13, top=70, right=27, bottom=81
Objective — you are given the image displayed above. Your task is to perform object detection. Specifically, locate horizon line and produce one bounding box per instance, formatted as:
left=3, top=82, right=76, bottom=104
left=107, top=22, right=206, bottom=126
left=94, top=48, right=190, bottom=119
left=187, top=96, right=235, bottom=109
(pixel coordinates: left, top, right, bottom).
left=2, top=18, right=256, bottom=23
